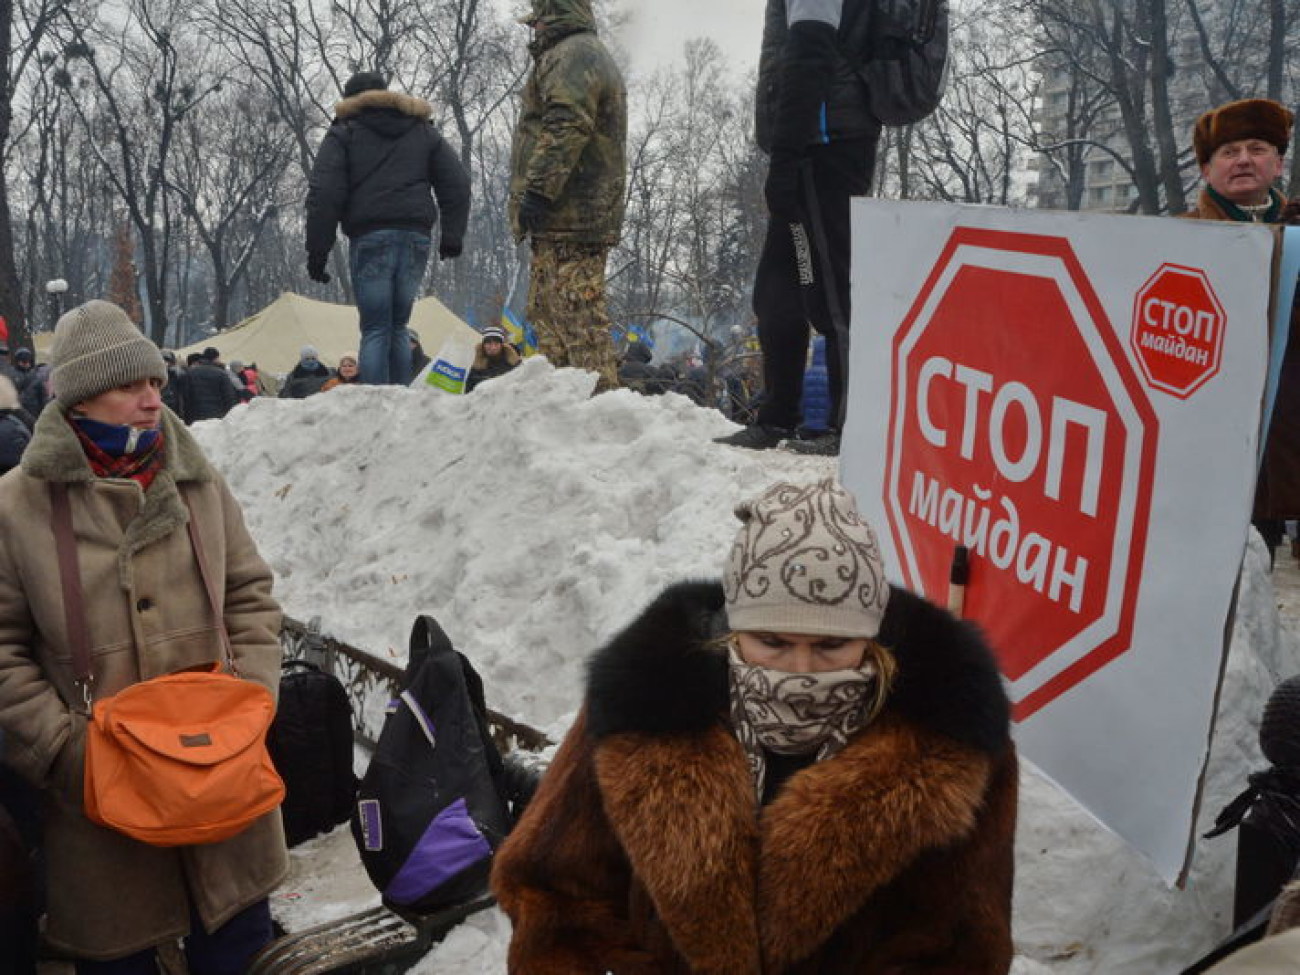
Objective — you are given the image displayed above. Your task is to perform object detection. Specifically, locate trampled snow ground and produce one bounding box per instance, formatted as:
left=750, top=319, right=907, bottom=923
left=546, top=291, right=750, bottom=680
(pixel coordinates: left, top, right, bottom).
left=191, top=358, right=1300, bottom=973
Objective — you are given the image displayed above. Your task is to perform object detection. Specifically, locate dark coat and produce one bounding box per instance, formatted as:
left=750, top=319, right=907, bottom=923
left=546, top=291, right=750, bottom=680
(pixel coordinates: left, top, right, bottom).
left=278, top=362, right=334, bottom=400
left=1182, top=188, right=1300, bottom=519
left=305, top=90, right=471, bottom=259
left=492, top=581, right=1017, bottom=974
left=0, top=411, right=30, bottom=475
left=13, top=366, right=50, bottom=418
left=756, top=0, right=880, bottom=152
left=467, top=342, right=521, bottom=392
left=181, top=362, right=240, bottom=423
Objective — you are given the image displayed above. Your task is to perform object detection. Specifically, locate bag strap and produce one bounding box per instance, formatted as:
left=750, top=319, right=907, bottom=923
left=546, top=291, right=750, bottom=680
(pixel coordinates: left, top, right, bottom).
left=46, top=482, right=239, bottom=703
left=182, top=495, right=238, bottom=677
left=48, top=482, right=94, bottom=709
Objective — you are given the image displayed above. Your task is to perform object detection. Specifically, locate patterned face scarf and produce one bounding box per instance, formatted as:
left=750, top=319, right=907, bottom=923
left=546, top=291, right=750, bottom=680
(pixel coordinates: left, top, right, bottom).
left=727, top=644, right=878, bottom=801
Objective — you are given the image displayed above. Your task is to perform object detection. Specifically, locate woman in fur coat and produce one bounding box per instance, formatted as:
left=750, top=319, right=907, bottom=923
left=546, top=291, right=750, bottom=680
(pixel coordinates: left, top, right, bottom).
left=492, top=478, right=1017, bottom=974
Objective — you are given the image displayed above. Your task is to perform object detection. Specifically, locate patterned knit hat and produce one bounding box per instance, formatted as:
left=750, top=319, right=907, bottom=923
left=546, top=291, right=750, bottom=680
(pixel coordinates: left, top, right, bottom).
left=1193, top=98, right=1293, bottom=166
left=50, top=300, right=166, bottom=407
left=480, top=325, right=508, bottom=343
left=723, top=479, right=890, bottom=638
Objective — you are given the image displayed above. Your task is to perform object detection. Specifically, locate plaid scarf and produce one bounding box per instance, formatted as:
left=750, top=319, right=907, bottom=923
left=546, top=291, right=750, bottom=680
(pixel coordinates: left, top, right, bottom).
left=69, top=415, right=165, bottom=490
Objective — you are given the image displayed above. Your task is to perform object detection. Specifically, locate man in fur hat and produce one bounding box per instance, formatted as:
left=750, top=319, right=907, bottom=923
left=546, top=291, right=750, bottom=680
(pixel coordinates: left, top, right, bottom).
left=306, top=72, right=471, bottom=385
left=1183, top=98, right=1299, bottom=557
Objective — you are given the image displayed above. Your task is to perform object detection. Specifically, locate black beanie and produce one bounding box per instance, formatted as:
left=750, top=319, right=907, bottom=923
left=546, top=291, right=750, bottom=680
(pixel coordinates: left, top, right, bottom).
left=343, top=71, right=387, bottom=98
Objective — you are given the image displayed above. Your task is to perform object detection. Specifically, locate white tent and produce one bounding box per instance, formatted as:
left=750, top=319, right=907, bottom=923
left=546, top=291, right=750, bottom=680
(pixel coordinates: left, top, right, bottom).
left=176, top=292, right=479, bottom=376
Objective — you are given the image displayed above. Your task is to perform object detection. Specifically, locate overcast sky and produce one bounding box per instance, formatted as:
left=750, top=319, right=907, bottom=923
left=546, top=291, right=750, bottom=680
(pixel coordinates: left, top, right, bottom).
left=613, top=0, right=763, bottom=77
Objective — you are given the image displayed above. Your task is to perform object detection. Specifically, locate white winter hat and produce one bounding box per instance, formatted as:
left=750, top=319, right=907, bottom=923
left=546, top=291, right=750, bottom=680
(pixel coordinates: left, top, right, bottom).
left=723, top=479, right=890, bottom=638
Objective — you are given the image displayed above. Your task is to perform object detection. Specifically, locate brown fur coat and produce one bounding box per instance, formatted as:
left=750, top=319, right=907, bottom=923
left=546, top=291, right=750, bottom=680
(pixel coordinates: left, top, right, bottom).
left=491, top=581, right=1017, bottom=974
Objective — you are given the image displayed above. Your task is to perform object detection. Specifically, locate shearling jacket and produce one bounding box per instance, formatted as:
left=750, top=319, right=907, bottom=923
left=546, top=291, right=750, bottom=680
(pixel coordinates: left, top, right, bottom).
left=492, top=581, right=1017, bottom=974
left=0, top=403, right=287, bottom=959
left=1182, top=188, right=1300, bottom=520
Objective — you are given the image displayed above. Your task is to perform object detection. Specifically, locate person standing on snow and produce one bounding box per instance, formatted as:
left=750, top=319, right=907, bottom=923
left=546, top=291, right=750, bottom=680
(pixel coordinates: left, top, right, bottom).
left=716, top=0, right=883, bottom=456
left=0, top=300, right=286, bottom=973
left=1180, top=98, right=1300, bottom=561
left=492, top=478, right=1017, bottom=973
left=509, top=0, right=627, bottom=392
left=306, top=72, right=471, bottom=385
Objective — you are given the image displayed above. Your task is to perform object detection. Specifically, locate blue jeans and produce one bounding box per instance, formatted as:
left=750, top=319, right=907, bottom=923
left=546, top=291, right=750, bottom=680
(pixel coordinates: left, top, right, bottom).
left=73, top=899, right=273, bottom=975
left=349, top=229, right=430, bottom=385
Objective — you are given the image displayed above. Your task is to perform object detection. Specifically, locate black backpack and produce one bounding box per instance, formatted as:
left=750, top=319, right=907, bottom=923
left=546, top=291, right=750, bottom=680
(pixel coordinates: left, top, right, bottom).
left=267, top=660, right=358, bottom=848
left=850, top=0, right=950, bottom=127
left=351, top=617, right=512, bottom=915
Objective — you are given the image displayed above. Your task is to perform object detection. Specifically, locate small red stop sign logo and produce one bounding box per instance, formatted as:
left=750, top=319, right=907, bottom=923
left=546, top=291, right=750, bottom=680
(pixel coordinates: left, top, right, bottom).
left=1131, top=264, right=1226, bottom=398
left=884, top=228, right=1159, bottom=720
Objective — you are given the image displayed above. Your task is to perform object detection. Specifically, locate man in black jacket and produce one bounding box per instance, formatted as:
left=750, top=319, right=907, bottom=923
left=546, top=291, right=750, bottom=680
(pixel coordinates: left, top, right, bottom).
left=715, top=0, right=880, bottom=456
left=181, top=347, right=240, bottom=423
left=305, top=72, right=471, bottom=385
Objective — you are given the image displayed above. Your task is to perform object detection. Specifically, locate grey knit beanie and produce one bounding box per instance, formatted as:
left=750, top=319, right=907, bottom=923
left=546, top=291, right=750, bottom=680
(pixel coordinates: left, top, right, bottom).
left=723, top=479, right=890, bottom=638
left=50, top=300, right=167, bottom=407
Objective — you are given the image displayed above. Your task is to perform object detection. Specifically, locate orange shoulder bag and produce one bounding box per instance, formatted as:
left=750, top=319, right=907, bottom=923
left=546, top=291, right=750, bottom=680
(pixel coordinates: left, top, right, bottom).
left=50, top=482, right=285, bottom=847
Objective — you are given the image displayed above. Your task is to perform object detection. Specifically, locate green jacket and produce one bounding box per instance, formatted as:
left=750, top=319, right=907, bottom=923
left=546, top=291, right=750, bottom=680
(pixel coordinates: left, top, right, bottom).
left=509, top=0, right=627, bottom=245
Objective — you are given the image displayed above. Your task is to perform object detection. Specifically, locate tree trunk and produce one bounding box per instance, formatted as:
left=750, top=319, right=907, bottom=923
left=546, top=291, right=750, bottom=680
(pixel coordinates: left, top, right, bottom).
left=1144, top=0, right=1185, bottom=214
left=0, top=0, right=30, bottom=350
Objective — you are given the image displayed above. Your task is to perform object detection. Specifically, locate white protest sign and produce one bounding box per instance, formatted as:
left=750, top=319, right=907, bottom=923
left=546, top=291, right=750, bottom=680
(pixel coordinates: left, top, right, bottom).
left=840, top=200, right=1275, bottom=883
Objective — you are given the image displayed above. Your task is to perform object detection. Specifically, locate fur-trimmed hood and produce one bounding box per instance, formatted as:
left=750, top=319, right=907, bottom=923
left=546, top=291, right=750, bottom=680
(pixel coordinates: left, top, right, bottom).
left=333, top=88, right=432, bottom=122
left=586, top=580, right=1011, bottom=755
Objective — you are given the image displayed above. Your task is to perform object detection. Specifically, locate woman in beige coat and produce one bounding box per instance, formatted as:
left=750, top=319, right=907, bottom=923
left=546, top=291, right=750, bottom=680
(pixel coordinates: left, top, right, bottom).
left=0, top=301, right=286, bottom=972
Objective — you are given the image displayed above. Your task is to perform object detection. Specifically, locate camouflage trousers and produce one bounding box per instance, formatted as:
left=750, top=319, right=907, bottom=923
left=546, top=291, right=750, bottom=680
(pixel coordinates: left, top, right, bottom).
left=526, top=240, right=619, bottom=390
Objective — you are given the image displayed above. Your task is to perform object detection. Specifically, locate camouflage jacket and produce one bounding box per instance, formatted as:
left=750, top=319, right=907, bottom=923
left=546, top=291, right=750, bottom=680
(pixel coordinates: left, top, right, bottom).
left=509, top=0, right=627, bottom=245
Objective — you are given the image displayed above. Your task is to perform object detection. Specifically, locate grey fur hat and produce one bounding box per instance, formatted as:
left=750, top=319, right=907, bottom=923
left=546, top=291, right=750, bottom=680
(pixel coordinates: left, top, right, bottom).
left=50, top=300, right=167, bottom=407
left=723, top=479, right=890, bottom=638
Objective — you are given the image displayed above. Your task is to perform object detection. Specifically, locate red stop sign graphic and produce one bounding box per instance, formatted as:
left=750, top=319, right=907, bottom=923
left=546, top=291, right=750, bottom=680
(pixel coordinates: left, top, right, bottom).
left=884, top=228, right=1158, bottom=720
left=1131, top=264, right=1226, bottom=398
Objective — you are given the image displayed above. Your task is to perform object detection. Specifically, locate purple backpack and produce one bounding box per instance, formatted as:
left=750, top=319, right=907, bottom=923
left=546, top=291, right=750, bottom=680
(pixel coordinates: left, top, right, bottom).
left=351, top=617, right=511, bottom=914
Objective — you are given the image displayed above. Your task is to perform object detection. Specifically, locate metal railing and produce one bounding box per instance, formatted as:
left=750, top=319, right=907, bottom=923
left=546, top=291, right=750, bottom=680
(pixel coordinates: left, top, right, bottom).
left=280, top=615, right=551, bottom=755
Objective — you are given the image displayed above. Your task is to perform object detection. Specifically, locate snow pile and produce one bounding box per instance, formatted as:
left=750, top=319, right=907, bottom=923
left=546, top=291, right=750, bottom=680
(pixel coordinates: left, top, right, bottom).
left=192, top=360, right=1300, bottom=972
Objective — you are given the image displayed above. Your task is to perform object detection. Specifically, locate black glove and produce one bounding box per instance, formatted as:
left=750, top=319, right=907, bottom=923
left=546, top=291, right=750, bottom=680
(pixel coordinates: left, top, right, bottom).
left=307, top=253, right=332, bottom=285
left=439, top=239, right=463, bottom=261
left=764, top=148, right=805, bottom=223
left=517, top=190, right=550, bottom=237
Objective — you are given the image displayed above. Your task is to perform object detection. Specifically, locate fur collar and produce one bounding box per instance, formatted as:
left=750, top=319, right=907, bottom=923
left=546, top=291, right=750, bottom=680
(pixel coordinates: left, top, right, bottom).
left=22, top=405, right=215, bottom=587
left=334, top=89, right=432, bottom=121
left=586, top=580, right=1010, bottom=755
left=587, top=581, right=1011, bottom=972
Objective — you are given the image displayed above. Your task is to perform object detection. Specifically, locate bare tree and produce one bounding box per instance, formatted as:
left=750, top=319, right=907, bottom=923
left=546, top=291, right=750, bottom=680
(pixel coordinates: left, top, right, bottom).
left=167, top=84, right=293, bottom=329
